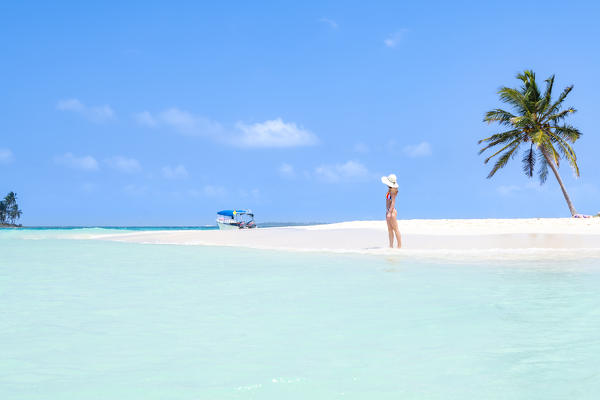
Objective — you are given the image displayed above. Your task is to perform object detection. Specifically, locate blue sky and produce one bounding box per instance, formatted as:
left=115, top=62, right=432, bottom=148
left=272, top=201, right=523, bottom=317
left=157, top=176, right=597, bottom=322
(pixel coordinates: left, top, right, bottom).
left=1, top=0, right=599, bottom=225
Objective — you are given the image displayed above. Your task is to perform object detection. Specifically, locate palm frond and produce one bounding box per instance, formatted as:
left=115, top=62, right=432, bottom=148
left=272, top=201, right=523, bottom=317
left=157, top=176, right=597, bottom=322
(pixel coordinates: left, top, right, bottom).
left=538, top=75, right=554, bottom=114
left=509, top=114, right=537, bottom=130
left=484, top=109, right=516, bottom=125
left=498, top=87, right=528, bottom=113
left=520, top=70, right=541, bottom=102
left=483, top=138, right=521, bottom=163
left=478, top=129, right=521, bottom=153
left=486, top=143, right=520, bottom=178
left=547, top=108, right=576, bottom=123
left=545, top=85, right=573, bottom=116
left=542, top=75, right=555, bottom=110
left=521, top=145, right=535, bottom=178
left=537, top=151, right=549, bottom=184
left=553, top=124, right=582, bottom=143
left=546, top=131, right=580, bottom=177
left=545, top=142, right=561, bottom=168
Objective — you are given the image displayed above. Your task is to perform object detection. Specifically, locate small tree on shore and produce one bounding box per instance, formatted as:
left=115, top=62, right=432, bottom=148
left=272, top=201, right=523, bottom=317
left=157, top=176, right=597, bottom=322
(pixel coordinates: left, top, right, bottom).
left=479, top=70, right=582, bottom=216
left=0, top=201, right=6, bottom=224
left=1, top=192, right=22, bottom=225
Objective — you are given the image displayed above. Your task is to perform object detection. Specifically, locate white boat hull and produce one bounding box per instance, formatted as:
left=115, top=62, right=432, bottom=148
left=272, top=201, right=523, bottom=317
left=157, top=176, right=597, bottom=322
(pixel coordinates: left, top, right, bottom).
left=217, top=220, right=240, bottom=230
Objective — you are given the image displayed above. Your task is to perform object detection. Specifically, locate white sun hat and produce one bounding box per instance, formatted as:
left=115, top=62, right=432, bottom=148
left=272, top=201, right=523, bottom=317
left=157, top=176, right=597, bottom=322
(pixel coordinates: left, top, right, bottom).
left=381, top=174, right=398, bottom=188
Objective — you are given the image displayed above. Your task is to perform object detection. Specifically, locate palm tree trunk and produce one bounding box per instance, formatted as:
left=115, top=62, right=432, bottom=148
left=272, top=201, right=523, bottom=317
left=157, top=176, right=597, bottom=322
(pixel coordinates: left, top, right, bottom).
left=541, top=149, right=577, bottom=216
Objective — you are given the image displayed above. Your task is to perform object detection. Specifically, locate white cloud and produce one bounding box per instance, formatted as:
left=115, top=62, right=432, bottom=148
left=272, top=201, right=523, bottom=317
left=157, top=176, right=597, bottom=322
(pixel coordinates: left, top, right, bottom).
left=56, top=98, right=115, bottom=123
left=133, top=111, right=157, bottom=127
left=135, top=108, right=223, bottom=137
left=162, top=164, right=189, bottom=179
left=384, top=30, right=407, bottom=48
left=105, top=156, right=142, bottom=174
left=54, top=152, right=99, bottom=171
left=160, top=108, right=213, bottom=135
left=235, top=118, right=318, bottom=148
left=135, top=109, right=318, bottom=148
left=0, top=148, right=14, bottom=164
left=403, top=141, right=432, bottom=157
left=319, top=17, right=338, bottom=29
left=278, top=163, right=296, bottom=178
left=56, top=98, right=85, bottom=112
left=315, top=160, right=369, bottom=183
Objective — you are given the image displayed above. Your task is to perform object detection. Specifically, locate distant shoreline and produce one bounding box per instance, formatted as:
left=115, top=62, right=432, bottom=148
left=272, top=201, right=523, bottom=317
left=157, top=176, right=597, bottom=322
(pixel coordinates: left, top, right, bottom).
left=0, top=222, right=326, bottom=230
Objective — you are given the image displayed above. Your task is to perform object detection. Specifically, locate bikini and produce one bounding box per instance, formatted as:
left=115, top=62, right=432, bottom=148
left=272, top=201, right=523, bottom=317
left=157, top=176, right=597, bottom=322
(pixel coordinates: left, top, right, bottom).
left=386, top=191, right=396, bottom=214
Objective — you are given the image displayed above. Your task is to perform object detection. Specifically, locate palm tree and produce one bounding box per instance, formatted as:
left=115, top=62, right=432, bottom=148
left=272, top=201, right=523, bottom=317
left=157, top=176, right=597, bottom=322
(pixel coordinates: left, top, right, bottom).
left=479, top=70, right=582, bottom=216
left=9, top=207, right=22, bottom=225
left=0, top=200, right=6, bottom=224
left=2, top=192, right=22, bottom=225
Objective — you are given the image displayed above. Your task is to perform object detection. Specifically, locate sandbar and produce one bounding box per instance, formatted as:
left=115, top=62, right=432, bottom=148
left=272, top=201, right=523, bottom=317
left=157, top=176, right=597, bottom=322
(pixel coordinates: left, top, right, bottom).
left=87, top=218, right=600, bottom=256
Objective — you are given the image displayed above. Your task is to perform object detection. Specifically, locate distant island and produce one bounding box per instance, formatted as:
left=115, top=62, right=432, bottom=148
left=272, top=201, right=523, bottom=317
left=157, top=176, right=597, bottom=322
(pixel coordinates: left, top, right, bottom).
left=0, top=191, right=23, bottom=227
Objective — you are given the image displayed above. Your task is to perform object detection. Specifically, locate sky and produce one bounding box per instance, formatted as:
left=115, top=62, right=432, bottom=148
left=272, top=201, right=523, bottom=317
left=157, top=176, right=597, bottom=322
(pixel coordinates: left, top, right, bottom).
left=1, top=0, right=599, bottom=225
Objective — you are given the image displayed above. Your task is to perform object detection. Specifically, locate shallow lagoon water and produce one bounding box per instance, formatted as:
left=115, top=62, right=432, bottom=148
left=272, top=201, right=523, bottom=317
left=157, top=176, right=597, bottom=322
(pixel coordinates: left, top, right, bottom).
left=2, top=229, right=600, bottom=399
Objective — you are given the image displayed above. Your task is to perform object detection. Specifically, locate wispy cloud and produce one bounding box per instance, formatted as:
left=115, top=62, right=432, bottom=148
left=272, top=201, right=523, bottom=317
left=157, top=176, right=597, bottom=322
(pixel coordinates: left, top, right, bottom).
left=134, top=108, right=223, bottom=137
left=56, top=98, right=115, bottom=123
left=54, top=152, right=99, bottom=171
left=384, top=29, right=407, bottom=48
left=105, top=156, right=142, bottom=174
left=279, top=163, right=296, bottom=179
left=133, top=111, right=157, bottom=127
left=135, top=109, right=318, bottom=148
left=315, top=160, right=369, bottom=183
left=403, top=141, right=432, bottom=157
left=235, top=118, right=318, bottom=148
left=319, top=17, right=338, bottom=29
left=0, top=148, right=14, bottom=164
left=160, top=108, right=224, bottom=136
left=162, top=164, right=189, bottom=179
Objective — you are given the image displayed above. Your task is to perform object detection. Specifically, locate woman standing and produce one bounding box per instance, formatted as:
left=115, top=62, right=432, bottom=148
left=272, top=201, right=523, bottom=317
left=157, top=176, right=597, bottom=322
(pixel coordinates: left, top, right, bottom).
left=382, top=174, right=402, bottom=248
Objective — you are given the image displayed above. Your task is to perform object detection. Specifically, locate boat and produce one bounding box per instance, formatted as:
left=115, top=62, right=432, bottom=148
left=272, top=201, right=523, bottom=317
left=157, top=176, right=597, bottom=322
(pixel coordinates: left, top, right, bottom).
left=216, top=209, right=256, bottom=230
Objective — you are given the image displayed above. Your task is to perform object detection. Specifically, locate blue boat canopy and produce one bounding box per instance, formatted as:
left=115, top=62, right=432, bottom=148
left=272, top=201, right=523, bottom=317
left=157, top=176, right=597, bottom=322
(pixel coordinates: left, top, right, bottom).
left=217, top=209, right=253, bottom=217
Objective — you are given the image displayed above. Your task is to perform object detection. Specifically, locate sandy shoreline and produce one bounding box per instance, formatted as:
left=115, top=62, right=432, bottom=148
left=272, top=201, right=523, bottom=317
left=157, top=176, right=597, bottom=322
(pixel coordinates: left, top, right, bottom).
left=86, top=218, right=600, bottom=255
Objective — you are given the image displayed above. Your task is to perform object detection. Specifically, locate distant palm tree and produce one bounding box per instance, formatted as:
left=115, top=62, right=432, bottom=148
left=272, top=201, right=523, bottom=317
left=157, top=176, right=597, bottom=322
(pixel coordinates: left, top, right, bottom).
left=0, top=200, right=6, bottom=224
left=479, top=70, right=581, bottom=216
left=9, top=208, right=22, bottom=225
left=2, top=192, right=22, bottom=225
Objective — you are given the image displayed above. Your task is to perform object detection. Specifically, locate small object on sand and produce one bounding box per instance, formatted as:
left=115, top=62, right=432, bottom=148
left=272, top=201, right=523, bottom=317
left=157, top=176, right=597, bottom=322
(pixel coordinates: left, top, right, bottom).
left=573, top=214, right=592, bottom=218
left=216, top=209, right=256, bottom=230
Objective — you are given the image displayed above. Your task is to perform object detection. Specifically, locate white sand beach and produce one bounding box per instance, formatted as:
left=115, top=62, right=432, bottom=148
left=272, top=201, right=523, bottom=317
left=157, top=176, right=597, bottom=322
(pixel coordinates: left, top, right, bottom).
left=89, top=218, right=600, bottom=254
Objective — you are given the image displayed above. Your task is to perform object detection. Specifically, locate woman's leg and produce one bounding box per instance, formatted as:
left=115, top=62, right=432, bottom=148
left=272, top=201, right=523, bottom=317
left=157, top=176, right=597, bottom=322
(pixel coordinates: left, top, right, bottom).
left=386, top=215, right=394, bottom=248
left=391, top=211, right=402, bottom=248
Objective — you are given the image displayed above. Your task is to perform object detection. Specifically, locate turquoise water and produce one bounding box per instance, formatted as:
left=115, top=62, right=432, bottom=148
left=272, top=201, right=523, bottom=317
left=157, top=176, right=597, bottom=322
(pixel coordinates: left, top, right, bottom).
left=2, top=229, right=600, bottom=399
